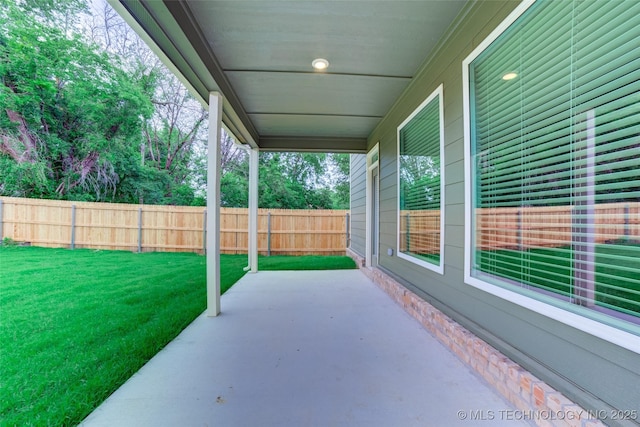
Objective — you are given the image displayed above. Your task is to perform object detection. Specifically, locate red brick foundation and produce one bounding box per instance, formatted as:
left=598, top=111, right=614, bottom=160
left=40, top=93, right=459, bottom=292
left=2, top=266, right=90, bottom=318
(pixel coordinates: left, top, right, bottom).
left=347, top=249, right=606, bottom=427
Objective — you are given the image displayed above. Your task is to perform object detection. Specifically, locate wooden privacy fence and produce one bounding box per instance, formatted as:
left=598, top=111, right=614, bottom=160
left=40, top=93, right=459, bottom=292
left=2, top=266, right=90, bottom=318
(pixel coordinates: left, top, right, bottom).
left=476, top=202, right=640, bottom=251
left=0, top=197, right=350, bottom=255
left=399, top=210, right=441, bottom=254
left=220, top=208, right=348, bottom=255
left=397, top=202, right=639, bottom=254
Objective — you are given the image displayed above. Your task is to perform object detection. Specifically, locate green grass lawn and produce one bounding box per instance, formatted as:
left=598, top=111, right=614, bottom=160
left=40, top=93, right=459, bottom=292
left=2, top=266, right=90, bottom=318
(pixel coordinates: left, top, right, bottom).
left=476, top=243, right=640, bottom=316
left=0, top=246, right=355, bottom=426
left=259, top=254, right=356, bottom=270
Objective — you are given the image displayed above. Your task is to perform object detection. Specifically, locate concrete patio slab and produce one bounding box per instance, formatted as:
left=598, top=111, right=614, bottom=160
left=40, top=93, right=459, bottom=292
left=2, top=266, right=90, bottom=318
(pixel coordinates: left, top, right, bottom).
left=80, top=270, right=530, bottom=426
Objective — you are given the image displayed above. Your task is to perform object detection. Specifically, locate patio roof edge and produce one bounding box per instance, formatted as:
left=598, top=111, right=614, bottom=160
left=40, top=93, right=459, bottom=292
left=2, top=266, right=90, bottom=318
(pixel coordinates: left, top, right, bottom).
left=258, top=136, right=368, bottom=153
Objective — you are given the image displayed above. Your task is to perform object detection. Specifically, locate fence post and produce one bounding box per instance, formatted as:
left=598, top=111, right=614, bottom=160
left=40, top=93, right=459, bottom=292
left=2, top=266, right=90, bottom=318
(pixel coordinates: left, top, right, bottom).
left=138, top=207, right=143, bottom=253
left=267, top=211, right=271, bottom=256
left=235, top=211, right=239, bottom=254
left=345, top=212, right=350, bottom=248
left=70, top=204, right=76, bottom=250
left=0, top=199, right=3, bottom=243
left=203, top=209, right=207, bottom=254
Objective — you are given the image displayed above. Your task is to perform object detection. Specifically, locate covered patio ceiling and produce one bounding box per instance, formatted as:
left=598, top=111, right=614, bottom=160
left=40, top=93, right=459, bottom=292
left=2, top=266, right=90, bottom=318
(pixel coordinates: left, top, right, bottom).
left=109, top=0, right=468, bottom=153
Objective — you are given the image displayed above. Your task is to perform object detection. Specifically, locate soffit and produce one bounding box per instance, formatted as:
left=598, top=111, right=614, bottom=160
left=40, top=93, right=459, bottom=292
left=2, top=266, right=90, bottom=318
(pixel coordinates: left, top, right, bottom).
left=114, top=0, right=467, bottom=152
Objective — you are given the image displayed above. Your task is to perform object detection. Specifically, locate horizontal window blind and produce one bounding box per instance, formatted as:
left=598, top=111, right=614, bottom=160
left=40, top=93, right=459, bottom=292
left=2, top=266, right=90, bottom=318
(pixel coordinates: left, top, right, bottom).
left=398, top=90, right=442, bottom=268
left=469, top=0, right=640, bottom=321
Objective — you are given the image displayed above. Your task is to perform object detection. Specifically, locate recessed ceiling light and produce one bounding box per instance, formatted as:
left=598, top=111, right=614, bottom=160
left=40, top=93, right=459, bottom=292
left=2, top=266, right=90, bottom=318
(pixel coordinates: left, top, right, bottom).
left=502, top=72, right=518, bottom=81
left=312, top=58, right=329, bottom=71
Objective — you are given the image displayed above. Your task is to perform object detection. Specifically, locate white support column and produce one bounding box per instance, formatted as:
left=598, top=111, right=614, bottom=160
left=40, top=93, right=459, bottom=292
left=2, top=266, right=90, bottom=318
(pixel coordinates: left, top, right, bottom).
left=248, top=147, right=259, bottom=273
left=206, top=92, right=223, bottom=316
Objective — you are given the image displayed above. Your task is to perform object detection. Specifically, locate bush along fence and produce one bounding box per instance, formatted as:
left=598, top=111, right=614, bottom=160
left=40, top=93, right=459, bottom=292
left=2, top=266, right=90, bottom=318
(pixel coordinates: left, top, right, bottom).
left=0, top=197, right=350, bottom=255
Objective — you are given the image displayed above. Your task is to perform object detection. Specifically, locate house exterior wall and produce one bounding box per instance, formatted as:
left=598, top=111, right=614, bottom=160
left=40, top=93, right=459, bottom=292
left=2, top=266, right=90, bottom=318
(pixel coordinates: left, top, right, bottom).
left=351, top=0, right=640, bottom=421
left=349, top=153, right=367, bottom=257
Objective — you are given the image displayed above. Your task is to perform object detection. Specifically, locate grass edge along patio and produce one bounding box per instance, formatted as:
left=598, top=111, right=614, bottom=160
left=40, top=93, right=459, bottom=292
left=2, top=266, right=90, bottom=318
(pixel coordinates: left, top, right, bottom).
left=0, top=246, right=356, bottom=426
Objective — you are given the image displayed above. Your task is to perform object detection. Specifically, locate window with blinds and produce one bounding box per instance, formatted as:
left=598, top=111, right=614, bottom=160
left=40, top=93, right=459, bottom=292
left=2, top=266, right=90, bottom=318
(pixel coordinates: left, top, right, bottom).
left=397, top=85, right=444, bottom=273
left=466, top=0, right=639, bottom=327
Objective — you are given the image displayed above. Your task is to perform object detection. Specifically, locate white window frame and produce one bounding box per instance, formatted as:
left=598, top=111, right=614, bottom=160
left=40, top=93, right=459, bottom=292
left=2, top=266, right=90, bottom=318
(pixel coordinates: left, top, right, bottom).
left=396, top=84, right=445, bottom=275
left=462, top=0, right=640, bottom=353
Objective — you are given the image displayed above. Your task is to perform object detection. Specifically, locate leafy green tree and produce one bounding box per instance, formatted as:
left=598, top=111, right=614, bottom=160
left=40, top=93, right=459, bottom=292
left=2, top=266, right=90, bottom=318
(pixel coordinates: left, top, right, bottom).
left=218, top=150, right=349, bottom=209
left=86, top=0, right=209, bottom=206
left=327, top=153, right=350, bottom=209
left=399, top=154, right=439, bottom=211
left=0, top=1, right=152, bottom=201
left=0, top=0, right=351, bottom=208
